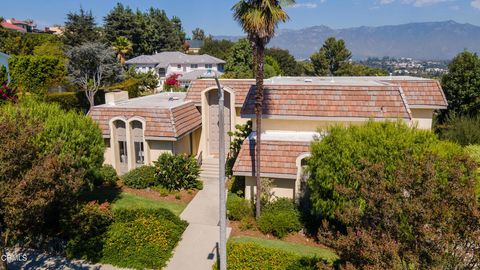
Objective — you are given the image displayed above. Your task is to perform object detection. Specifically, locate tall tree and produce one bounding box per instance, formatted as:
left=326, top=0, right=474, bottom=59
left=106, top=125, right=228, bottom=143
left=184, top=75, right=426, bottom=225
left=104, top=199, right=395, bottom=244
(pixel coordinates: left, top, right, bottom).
left=139, top=8, right=185, bottom=54
left=233, top=0, right=294, bottom=219
left=198, top=36, right=234, bottom=60
left=224, top=38, right=254, bottom=79
left=104, top=3, right=142, bottom=57
left=63, top=8, right=100, bottom=47
left=441, top=51, right=480, bottom=118
left=67, top=42, right=121, bottom=109
left=112, top=36, right=133, bottom=65
left=310, top=37, right=352, bottom=76
left=265, top=47, right=301, bottom=76
left=192, top=28, right=205, bottom=40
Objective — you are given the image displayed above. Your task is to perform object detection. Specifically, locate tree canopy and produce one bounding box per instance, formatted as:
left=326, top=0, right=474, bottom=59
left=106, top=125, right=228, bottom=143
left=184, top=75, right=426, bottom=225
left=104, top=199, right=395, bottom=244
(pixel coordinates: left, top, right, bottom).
left=198, top=37, right=234, bottom=61
left=63, top=8, right=101, bottom=47
left=310, top=37, right=352, bottom=76
left=224, top=38, right=254, bottom=79
left=192, top=28, right=205, bottom=40
left=441, top=50, right=480, bottom=118
left=265, top=47, right=301, bottom=76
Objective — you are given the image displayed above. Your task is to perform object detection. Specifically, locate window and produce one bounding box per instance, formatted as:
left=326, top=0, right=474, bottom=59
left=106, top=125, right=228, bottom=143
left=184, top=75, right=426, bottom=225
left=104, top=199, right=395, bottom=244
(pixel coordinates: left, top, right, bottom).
left=134, top=141, right=145, bottom=165
left=118, top=141, right=128, bottom=164
left=177, top=64, right=182, bottom=69
left=218, top=64, right=224, bottom=72
left=191, top=64, right=198, bottom=69
left=205, top=64, right=213, bottom=69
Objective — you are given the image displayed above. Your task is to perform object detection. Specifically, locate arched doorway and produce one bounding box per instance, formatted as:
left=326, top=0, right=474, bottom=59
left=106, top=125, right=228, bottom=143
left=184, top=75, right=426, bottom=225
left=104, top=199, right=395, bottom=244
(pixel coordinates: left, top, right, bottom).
left=113, top=120, right=128, bottom=174
left=207, top=89, right=231, bottom=157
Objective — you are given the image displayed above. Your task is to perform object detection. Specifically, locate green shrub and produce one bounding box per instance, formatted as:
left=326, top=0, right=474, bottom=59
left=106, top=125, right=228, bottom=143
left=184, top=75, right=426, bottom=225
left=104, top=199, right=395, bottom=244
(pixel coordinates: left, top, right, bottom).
left=227, top=193, right=253, bottom=221
left=258, top=198, right=302, bottom=238
left=9, top=55, right=65, bottom=96
left=308, top=120, right=443, bottom=219
left=0, top=98, right=104, bottom=186
left=102, top=208, right=187, bottom=269
left=438, top=115, right=480, bottom=146
left=466, top=145, right=480, bottom=196
left=93, top=165, right=118, bottom=186
left=223, top=242, right=321, bottom=270
left=65, top=202, right=114, bottom=262
left=229, top=176, right=245, bottom=196
left=154, top=153, right=200, bottom=190
left=122, top=165, right=156, bottom=189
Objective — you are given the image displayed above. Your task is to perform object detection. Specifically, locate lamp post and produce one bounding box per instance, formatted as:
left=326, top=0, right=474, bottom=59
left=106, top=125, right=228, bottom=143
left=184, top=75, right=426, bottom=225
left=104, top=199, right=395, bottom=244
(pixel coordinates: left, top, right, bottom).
left=204, top=70, right=227, bottom=270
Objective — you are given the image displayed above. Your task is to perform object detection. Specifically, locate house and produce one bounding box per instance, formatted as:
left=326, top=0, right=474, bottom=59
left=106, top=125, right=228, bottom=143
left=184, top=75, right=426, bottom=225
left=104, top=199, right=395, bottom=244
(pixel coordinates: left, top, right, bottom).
left=0, top=52, right=11, bottom=83
left=90, top=76, right=448, bottom=199
left=125, top=51, right=225, bottom=89
left=185, top=39, right=204, bottom=54
left=3, top=18, right=35, bottom=32
left=1, top=19, right=27, bottom=32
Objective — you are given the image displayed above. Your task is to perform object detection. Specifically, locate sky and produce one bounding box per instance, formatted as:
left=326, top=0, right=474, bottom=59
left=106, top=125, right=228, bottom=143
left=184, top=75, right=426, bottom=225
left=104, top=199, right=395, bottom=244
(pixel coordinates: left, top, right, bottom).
left=1, top=0, right=480, bottom=36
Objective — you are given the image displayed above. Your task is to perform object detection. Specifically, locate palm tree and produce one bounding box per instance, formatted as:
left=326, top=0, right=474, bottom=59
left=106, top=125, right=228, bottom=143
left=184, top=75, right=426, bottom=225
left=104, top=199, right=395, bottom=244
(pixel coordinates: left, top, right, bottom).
left=233, top=0, right=294, bottom=219
left=112, top=36, right=133, bottom=65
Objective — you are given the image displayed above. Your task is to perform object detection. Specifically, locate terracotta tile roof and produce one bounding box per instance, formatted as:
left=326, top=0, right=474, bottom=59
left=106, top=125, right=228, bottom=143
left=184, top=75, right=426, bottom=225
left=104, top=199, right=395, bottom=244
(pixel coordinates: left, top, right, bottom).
left=241, top=84, right=412, bottom=120
left=383, top=80, right=448, bottom=108
left=233, top=138, right=310, bottom=178
left=1, top=21, right=26, bottom=32
left=89, top=102, right=201, bottom=139
left=185, top=79, right=255, bottom=107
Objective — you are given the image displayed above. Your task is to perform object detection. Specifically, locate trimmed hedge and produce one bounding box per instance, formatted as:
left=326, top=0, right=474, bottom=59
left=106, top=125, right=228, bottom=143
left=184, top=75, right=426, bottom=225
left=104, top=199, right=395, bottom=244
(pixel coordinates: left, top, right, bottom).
left=227, top=193, right=252, bottom=221
left=258, top=198, right=302, bottom=238
left=93, top=164, right=118, bottom=186
left=223, top=242, right=322, bottom=270
left=122, top=165, right=156, bottom=189
left=101, top=208, right=188, bottom=269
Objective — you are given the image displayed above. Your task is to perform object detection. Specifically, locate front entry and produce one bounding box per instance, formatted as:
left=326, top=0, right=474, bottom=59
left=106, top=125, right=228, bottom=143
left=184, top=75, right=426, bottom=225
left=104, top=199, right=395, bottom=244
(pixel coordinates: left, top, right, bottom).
left=114, top=120, right=129, bottom=175
left=208, top=89, right=231, bottom=157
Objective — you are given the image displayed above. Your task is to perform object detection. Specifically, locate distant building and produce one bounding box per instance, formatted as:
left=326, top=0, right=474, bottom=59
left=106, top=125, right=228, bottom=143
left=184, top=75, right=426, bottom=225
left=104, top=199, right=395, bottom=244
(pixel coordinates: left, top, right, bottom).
left=0, top=52, right=11, bottom=83
left=126, top=51, right=225, bottom=89
left=44, top=26, right=64, bottom=35
left=1, top=20, right=26, bottom=32
left=6, top=18, right=35, bottom=32
left=185, top=39, right=204, bottom=54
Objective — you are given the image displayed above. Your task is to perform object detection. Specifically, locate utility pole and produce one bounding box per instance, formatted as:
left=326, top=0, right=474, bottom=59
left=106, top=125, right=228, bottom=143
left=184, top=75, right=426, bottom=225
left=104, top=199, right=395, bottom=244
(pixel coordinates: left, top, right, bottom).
left=214, top=76, right=227, bottom=270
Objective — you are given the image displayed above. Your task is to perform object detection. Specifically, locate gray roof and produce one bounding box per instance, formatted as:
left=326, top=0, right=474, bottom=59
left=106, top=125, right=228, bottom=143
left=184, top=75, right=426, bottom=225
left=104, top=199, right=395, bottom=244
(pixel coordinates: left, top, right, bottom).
left=96, top=92, right=187, bottom=109
left=126, top=51, right=225, bottom=68
left=179, top=69, right=224, bottom=81
left=186, top=40, right=204, bottom=49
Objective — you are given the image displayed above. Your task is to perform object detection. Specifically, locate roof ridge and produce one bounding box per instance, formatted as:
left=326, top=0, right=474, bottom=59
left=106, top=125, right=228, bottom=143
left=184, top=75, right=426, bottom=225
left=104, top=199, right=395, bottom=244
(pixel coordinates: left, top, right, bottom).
left=396, top=86, right=413, bottom=121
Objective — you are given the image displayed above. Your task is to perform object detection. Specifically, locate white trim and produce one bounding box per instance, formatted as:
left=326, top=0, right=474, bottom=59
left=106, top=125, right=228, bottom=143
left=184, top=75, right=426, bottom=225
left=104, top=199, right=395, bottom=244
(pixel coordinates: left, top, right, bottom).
left=409, top=105, right=448, bottom=110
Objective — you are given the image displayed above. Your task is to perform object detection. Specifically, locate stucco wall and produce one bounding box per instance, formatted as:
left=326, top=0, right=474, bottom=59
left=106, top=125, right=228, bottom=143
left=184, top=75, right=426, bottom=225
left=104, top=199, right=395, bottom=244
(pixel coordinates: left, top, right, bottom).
left=148, top=140, right=173, bottom=164
left=103, top=138, right=115, bottom=167
left=174, top=135, right=192, bottom=155
left=245, top=176, right=296, bottom=201
left=411, top=109, right=434, bottom=130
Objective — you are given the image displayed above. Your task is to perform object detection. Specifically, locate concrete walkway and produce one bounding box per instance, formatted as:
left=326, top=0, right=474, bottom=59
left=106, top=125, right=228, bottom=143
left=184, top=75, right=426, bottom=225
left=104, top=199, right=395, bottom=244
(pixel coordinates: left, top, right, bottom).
left=165, top=175, right=231, bottom=270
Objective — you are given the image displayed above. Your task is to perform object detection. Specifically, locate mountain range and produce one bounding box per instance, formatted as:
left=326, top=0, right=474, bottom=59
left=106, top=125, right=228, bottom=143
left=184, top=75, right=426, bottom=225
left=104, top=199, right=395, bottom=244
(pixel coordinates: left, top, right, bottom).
left=215, top=21, right=480, bottom=60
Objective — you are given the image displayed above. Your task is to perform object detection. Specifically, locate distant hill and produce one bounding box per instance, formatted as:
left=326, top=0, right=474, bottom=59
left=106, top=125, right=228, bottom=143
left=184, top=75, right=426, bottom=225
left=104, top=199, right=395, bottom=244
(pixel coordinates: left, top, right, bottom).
left=215, top=21, right=480, bottom=60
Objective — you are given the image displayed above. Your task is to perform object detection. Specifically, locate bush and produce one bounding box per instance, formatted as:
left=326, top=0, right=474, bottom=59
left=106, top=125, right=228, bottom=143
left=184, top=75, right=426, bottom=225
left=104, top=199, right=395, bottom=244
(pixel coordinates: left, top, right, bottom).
left=122, top=165, right=156, bottom=189
left=227, top=193, right=252, bottom=221
left=46, top=91, right=105, bottom=113
left=223, top=242, right=321, bottom=270
left=466, top=145, right=480, bottom=197
left=438, top=115, right=480, bottom=146
left=65, top=202, right=114, bottom=262
left=0, top=98, right=104, bottom=186
left=9, top=55, right=65, bottom=96
left=93, top=165, right=118, bottom=186
left=309, top=121, right=480, bottom=268
left=102, top=208, right=188, bottom=269
left=154, top=153, right=200, bottom=190
left=258, top=198, right=302, bottom=238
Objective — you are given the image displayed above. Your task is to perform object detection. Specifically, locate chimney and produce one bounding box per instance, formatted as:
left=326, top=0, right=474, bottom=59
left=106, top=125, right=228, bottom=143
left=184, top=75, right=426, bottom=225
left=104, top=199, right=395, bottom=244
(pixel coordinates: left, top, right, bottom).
left=105, top=90, right=129, bottom=105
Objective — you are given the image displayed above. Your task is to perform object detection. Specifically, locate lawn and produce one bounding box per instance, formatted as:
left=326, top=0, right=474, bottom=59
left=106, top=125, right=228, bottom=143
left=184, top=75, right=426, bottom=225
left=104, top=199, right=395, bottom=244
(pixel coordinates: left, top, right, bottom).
left=111, top=192, right=187, bottom=215
left=80, top=186, right=187, bottom=216
left=230, top=236, right=338, bottom=264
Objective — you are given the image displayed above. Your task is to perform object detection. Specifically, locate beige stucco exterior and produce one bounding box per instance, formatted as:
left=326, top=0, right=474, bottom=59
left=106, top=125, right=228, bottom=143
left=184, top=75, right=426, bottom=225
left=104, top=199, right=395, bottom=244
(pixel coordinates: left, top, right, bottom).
left=245, top=176, right=297, bottom=200
left=411, top=109, right=434, bottom=130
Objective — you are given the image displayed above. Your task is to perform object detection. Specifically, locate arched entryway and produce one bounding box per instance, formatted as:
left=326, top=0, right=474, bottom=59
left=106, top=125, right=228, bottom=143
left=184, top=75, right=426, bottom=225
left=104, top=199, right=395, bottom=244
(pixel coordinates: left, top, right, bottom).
left=130, top=120, right=145, bottom=168
left=206, top=89, right=232, bottom=157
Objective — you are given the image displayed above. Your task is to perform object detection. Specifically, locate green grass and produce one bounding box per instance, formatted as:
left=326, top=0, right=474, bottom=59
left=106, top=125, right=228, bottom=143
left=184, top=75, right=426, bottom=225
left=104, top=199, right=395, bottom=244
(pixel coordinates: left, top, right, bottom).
left=111, top=192, right=187, bottom=216
left=230, top=236, right=338, bottom=263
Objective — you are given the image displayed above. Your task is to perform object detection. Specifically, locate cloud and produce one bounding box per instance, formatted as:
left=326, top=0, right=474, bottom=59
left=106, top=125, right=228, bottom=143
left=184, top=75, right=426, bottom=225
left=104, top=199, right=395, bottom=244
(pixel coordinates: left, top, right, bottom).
left=472, top=0, right=480, bottom=9
left=290, top=3, right=318, bottom=9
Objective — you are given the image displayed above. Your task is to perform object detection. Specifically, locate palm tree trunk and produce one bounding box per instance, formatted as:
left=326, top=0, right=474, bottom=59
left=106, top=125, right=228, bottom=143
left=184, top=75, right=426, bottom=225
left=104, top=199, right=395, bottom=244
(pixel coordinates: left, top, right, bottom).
left=255, top=42, right=265, bottom=220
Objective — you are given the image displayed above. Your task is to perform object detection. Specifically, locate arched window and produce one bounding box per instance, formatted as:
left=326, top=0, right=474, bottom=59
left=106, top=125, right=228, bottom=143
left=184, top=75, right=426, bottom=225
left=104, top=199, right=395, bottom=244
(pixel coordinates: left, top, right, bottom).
left=131, top=120, right=145, bottom=167
left=113, top=120, right=128, bottom=174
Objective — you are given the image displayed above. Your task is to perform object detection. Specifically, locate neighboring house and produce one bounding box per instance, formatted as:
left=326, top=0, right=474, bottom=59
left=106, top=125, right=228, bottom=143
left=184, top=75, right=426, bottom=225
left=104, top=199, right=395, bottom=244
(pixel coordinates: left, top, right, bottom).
left=90, top=76, right=448, bottom=198
left=186, top=39, right=204, bottom=54
left=5, top=18, right=35, bottom=32
left=44, top=26, right=64, bottom=35
left=0, top=52, right=11, bottom=83
left=1, top=20, right=27, bottom=32
left=125, top=51, right=225, bottom=89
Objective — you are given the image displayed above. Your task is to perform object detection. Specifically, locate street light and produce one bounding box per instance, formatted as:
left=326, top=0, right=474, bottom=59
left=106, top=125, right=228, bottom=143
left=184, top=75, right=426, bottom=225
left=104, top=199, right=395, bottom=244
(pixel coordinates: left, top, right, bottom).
left=203, top=70, right=227, bottom=270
